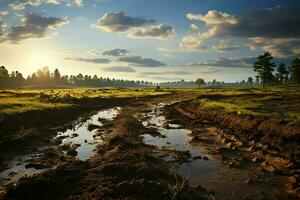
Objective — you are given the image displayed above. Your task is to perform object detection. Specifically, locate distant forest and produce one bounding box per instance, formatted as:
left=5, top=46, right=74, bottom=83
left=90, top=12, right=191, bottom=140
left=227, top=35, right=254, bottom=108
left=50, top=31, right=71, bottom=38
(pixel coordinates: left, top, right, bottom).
left=0, top=52, right=299, bottom=88
left=0, top=66, right=198, bottom=88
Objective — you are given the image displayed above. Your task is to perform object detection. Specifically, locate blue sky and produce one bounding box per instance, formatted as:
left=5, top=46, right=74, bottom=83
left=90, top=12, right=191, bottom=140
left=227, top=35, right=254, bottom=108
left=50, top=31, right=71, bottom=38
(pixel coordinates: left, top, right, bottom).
left=0, top=0, right=299, bottom=82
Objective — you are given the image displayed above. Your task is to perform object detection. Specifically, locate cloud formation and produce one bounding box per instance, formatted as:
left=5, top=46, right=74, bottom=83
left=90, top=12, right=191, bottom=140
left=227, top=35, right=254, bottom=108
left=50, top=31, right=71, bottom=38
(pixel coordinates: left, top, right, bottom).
left=65, top=57, right=111, bottom=64
left=128, top=24, right=175, bottom=40
left=139, top=70, right=191, bottom=76
left=74, top=0, right=83, bottom=6
left=118, top=56, right=166, bottom=67
left=180, top=34, right=207, bottom=51
left=213, top=39, right=240, bottom=52
left=93, top=12, right=175, bottom=40
left=188, top=57, right=256, bottom=68
left=102, top=66, right=136, bottom=72
left=93, top=12, right=155, bottom=32
left=187, top=6, right=300, bottom=56
left=0, top=21, right=5, bottom=38
left=102, top=48, right=129, bottom=56
left=9, top=0, right=82, bottom=10
left=187, top=10, right=237, bottom=25
left=1, top=13, right=68, bottom=43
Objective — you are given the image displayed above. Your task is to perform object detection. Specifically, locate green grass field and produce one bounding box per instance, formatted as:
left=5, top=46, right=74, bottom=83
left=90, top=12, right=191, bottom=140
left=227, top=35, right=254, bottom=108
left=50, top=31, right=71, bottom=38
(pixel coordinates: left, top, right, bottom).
left=194, top=85, right=300, bottom=125
left=0, top=86, right=299, bottom=125
left=0, top=88, right=171, bottom=116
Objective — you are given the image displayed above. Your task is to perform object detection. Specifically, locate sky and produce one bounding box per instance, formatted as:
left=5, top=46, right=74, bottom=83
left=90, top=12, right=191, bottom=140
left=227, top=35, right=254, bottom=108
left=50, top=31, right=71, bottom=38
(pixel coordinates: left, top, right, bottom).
left=0, top=0, right=299, bottom=82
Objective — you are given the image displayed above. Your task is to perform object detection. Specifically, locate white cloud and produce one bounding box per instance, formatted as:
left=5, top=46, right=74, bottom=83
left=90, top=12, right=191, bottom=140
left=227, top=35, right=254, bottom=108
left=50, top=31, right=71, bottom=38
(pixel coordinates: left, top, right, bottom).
left=187, top=10, right=237, bottom=25
left=74, top=0, right=83, bottom=6
left=179, top=34, right=207, bottom=51
left=128, top=24, right=175, bottom=40
left=93, top=12, right=155, bottom=32
left=213, top=39, right=240, bottom=52
left=190, top=24, right=199, bottom=31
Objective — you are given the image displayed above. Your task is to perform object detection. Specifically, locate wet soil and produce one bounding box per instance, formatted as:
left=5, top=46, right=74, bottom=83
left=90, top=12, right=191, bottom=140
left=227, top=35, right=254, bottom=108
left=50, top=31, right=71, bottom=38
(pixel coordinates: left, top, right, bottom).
left=164, top=98, right=300, bottom=199
left=1, top=93, right=299, bottom=200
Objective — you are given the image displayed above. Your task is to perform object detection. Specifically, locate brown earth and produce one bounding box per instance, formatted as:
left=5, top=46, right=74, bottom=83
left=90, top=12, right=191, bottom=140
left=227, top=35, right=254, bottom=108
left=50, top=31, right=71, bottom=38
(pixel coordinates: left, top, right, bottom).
left=164, top=98, right=300, bottom=199
left=1, top=94, right=209, bottom=200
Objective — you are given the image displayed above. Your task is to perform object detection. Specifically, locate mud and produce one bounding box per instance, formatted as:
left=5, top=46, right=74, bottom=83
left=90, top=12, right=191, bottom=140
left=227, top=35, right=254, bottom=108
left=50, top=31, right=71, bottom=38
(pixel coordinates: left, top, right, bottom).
left=164, top=98, right=300, bottom=199
left=1, top=93, right=299, bottom=199
left=1, top=94, right=209, bottom=199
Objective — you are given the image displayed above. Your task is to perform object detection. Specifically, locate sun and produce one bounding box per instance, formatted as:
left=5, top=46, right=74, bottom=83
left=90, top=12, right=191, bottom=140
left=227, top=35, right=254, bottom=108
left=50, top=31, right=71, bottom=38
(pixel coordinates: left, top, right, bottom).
left=27, top=50, right=51, bottom=70
left=24, top=45, right=59, bottom=75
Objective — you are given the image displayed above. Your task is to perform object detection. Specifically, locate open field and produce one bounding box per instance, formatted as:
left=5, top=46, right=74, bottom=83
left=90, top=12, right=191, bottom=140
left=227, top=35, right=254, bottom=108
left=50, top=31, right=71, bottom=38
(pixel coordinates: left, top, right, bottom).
left=0, top=86, right=299, bottom=200
left=0, top=88, right=171, bottom=115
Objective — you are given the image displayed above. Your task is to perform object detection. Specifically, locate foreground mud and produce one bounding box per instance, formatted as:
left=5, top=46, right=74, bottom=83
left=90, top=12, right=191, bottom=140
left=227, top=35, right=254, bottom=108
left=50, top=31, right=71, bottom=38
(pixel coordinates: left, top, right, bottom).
left=1, top=93, right=299, bottom=200
left=164, top=99, right=300, bottom=199
left=1, top=94, right=210, bottom=199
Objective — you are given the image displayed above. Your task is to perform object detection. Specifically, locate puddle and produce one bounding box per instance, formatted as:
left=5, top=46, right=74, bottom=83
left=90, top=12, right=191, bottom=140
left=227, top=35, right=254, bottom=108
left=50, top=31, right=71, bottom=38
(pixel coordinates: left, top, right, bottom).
left=141, top=103, right=290, bottom=199
left=57, top=107, right=120, bottom=160
left=0, top=154, right=46, bottom=184
left=0, top=107, right=120, bottom=185
left=141, top=104, right=222, bottom=185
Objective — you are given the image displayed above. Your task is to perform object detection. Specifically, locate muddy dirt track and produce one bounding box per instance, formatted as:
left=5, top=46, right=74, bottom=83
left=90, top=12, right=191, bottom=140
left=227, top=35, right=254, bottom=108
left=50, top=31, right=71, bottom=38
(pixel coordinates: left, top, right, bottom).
left=0, top=94, right=299, bottom=200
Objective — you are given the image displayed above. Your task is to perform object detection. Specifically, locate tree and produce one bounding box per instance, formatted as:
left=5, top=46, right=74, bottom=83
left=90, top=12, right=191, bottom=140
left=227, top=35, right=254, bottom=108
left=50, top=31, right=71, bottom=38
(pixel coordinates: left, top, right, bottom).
left=53, top=68, right=61, bottom=83
left=36, top=66, right=51, bottom=84
left=0, top=66, right=9, bottom=87
left=253, top=52, right=276, bottom=86
left=247, top=77, right=253, bottom=84
left=255, top=76, right=260, bottom=84
left=195, top=78, right=205, bottom=87
left=212, top=79, right=217, bottom=85
left=276, top=63, right=289, bottom=84
left=290, top=58, right=300, bottom=84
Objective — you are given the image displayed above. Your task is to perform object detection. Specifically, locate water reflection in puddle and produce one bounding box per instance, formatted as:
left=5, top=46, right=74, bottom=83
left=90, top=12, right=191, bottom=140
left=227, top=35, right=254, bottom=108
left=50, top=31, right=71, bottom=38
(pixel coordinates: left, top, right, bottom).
left=57, top=107, right=120, bottom=160
left=0, top=107, right=120, bottom=184
left=0, top=154, right=46, bottom=184
left=142, top=104, right=222, bottom=186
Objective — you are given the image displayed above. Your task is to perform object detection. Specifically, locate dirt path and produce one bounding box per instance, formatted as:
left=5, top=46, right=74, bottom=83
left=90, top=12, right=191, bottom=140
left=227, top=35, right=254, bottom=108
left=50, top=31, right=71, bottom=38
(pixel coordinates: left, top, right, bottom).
left=1, top=94, right=299, bottom=200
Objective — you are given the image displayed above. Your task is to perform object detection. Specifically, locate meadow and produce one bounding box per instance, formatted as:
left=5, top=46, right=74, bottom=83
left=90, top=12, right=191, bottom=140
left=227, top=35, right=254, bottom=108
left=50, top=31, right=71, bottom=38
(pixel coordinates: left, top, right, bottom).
left=1, top=85, right=300, bottom=200
left=0, top=86, right=299, bottom=124
left=0, top=88, right=171, bottom=116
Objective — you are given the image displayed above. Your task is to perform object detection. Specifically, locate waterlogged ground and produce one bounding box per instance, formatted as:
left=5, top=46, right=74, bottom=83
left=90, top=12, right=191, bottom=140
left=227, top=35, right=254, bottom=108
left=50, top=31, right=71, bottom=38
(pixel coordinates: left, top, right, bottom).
left=0, top=107, right=120, bottom=185
left=57, top=107, right=120, bottom=160
left=141, top=103, right=222, bottom=184
left=0, top=94, right=297, bottom=199
left=140, top=102, right=291, bottom=199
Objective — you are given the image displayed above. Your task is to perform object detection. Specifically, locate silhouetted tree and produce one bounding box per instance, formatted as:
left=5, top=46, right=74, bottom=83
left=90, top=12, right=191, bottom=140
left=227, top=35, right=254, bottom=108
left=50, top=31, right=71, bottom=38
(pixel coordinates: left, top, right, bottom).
left=195, top=78, right=205, bottom=87
left=253, top=52, right=275, bottom=86
left=53, top=68, right=61, bottom=84
left=290, top=58, right=300, bottom=84
left=276, top=63, right=289, bottom=84
left=255, top=76, right=260, bottom=84
left=247, top=77, right=253, bottom=84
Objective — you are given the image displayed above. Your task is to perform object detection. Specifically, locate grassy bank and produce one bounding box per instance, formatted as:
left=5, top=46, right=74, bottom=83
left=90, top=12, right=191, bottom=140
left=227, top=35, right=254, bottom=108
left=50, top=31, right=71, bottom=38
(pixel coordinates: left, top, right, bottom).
left=193, top=85, right=300, bottom=126
left=0, top=88, right=171, bottom=116
left=0, top=88, right=172, bottom=155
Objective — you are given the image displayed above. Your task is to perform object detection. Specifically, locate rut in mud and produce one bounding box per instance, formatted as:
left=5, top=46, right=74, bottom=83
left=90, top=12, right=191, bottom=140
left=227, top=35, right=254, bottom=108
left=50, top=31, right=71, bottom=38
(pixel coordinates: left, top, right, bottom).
left=140, top=102, right=296, bottom=200
left=1, top=94, right=299, bottom=200
left=0, top=107, right=121, bottom=185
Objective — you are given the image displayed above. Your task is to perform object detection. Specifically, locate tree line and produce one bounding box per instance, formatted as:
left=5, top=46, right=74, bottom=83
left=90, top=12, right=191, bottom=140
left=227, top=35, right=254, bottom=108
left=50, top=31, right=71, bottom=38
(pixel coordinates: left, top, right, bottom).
left=252, top=52, right=300, bottom=86
left=194, top=53, right=300, bottom=87
left=0, top=66, right=156, bottom=88
left=1, top=53, right=299, bottom=88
